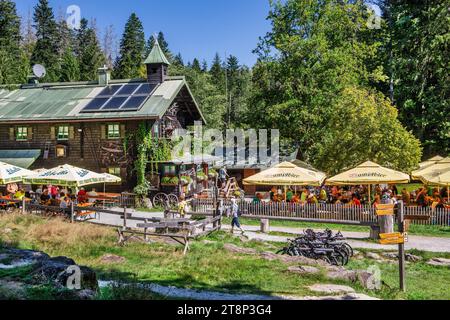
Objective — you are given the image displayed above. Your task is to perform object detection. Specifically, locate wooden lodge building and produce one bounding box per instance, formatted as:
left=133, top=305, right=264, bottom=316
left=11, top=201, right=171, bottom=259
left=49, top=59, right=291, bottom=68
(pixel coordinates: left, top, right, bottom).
left=0, top=41, right=205, bottom=191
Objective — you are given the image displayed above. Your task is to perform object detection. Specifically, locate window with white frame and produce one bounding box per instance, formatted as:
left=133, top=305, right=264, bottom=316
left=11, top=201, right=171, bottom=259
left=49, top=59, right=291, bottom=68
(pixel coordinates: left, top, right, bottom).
left=16, top=127, right=28, bottom=141
left=107, top=124, right=120, bottom=139
left=57, top=125, right=69, bottom=140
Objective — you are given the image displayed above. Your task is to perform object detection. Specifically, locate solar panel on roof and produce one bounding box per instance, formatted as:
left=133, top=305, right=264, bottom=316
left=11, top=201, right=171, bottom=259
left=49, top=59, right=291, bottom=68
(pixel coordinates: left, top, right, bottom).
left=121, top=96, right=147, bottom=110
left=135, top=84, right=154, bottom=95
left=102, top=96, right=128, bottom=110
left=82, top=97, right=109, bottom=111
left=116, top=84, right=140, bottom=96
left=98, top=85, right=122, bottom=96
left=80, top=82, right=157, bottom=113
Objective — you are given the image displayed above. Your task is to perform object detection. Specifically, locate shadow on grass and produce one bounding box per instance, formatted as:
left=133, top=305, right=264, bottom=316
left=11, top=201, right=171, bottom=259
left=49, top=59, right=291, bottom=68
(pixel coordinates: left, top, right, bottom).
left=96, top=269, right=281, bottom=300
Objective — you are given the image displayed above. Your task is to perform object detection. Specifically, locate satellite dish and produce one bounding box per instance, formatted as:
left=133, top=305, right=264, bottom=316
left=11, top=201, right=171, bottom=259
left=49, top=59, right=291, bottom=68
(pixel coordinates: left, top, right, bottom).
left=32, top=64, right=46, bottom=78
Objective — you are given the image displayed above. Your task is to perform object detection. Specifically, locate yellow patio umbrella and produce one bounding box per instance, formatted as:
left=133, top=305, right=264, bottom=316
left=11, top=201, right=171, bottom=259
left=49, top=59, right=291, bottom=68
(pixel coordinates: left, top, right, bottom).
left=417, top=166, right=450, bottom=200
left=418, top=155, right=444, bottom=169
left=412, top=157, right=450, bottom=180
left=325, top=161, right=410, bottom=203
left=243, top=162, right=326, bottom=201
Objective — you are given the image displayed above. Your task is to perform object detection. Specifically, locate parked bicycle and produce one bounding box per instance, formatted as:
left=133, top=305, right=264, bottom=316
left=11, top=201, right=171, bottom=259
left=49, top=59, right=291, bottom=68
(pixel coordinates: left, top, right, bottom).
left=277, top=229, right=353, bottom=266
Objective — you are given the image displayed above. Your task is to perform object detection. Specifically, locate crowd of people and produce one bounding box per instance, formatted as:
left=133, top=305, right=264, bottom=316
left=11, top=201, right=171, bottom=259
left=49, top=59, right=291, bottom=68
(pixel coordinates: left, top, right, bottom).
left=251, top=184, right=448, bottom=208
left=1, top=183, right=100, bottom=209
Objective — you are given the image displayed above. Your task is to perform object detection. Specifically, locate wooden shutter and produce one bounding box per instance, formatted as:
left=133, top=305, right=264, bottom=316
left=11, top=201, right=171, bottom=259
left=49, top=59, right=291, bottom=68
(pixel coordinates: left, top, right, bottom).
left=27, top=126, right=33, bottom=140
left=120, top=167, right=127, bottom=179
left=50, top=126, right=56, bottom=139
left=101, top=124, right=106, bottom=139
left=120, top=124, right=126, bottom=139
left=9, top=127, right=15, bottom=141
left=69, top=126, right=75, bottom=140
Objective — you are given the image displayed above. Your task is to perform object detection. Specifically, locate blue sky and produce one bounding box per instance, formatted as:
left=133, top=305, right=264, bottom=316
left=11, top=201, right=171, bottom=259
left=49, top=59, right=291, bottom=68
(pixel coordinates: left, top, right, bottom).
left=14, top=0, right=272, bottom=67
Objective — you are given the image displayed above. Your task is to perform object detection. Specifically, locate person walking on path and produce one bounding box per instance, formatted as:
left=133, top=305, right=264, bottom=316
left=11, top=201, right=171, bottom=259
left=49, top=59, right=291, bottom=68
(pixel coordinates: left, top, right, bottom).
left=230, top=197, right=245, bottom=235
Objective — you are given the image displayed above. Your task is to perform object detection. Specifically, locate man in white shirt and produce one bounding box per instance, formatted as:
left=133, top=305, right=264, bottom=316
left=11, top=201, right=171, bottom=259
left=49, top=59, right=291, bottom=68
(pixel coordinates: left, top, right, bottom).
left=87, top=188, right=99, bottom=203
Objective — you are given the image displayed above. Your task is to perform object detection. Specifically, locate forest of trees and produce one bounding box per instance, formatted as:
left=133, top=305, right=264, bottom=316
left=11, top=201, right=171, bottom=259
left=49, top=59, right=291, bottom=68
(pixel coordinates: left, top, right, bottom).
left=0, top=0, right=448, bottom=174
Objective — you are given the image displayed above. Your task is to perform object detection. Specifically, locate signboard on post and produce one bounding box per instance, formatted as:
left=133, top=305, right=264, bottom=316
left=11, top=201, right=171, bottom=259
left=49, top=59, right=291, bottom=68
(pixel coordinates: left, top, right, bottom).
left=376, top=204, right=395, bottom=216
left=377, top=201, right=406, bottom=292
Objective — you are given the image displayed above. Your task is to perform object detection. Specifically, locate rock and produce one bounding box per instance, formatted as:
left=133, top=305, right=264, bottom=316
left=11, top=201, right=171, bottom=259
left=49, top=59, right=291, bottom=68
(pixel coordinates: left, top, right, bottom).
left=74, top=289, right=97, bottom=300
left=288, top=265, right=320, bottom=275
left=260, top=252, right=328, bottom=267
left=239, top=236, right=250, bottom=243
left=326, top=269, right=358, bottom=282
left=0, top=280, right=27, bottom=300
left=365, top=252, right=382, bottom=260
left=142, top=198, right=153, bottom=209
left=308, top=284, right=355, bottom=294
left=302, top=293, right=379, bottom=300
left=427, top=258, right=450, bottom=267
left=30, top=256, right=98, bottom=291
left=223, top=243, right=257, bottom=255
left=100, top=254, right=126, bottom=264
left=405, top=254, right=422, bottom=262
left=382, top=252, right=398, bottom=259
left=2, top=228, right=12, bottom=234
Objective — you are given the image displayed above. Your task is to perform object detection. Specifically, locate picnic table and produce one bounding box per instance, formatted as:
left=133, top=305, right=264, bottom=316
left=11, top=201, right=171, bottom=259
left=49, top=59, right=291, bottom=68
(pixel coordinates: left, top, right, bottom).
left=75, top=202, right=97, bottom=220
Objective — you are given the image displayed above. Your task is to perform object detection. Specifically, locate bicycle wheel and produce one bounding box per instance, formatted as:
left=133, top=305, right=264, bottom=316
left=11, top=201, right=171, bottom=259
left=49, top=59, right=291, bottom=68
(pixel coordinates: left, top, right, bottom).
left=343, top=243, right=354, bottom=257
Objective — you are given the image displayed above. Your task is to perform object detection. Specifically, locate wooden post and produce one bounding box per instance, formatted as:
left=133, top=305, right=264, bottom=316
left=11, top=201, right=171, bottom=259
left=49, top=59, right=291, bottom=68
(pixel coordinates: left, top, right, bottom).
left=397, top=200, right=406, bottom=292
left=70, top=201, right=74, bottom=223
left=213, top=175, right=219, bottom=229
left=22, top=198, right=26, bottom=214
left=123, top=206, right=127, bottom=230
left=260, top=219, right=270, bottom=233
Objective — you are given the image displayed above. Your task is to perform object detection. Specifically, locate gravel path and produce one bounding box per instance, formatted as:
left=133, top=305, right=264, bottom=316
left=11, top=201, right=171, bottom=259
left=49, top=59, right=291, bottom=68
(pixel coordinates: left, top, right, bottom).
left=88, top=210, right=450, bottom=253
left=97, top=280, right=377, bottom=300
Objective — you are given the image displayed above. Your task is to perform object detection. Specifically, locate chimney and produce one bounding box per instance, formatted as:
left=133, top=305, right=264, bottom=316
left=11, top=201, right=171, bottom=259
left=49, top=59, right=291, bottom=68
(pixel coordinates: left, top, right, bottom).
left=143, top=37, right=170, bottom=85
left=97, top=66, right=111, bottom=86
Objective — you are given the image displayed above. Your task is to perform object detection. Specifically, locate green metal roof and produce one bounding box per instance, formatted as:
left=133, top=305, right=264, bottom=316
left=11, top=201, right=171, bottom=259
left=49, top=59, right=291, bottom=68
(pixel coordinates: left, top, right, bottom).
left=0, top=77, right=205, bottom=123
left=0, top=149, right=41, bottom=168
left=143, top=39, right=171, bottom=65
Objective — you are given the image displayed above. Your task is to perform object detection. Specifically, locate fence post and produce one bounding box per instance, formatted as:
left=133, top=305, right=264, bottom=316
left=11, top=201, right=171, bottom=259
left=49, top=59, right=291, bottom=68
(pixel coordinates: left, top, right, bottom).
left=22, top=198, right=26, bottom=214
left=123, top=206, right=127, bottom=230
left=398, top=200, right=406, bottom=292
left=70, top=202, right=74, bottom=223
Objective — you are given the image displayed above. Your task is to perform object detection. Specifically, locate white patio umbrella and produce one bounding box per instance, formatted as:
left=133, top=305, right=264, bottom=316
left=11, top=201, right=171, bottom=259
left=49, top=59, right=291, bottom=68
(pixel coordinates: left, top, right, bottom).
left=0, top=161, right=35, bottom=185
left=101, top=173, right=122, bottom=183
left=23, top=164, right=106, bottom=188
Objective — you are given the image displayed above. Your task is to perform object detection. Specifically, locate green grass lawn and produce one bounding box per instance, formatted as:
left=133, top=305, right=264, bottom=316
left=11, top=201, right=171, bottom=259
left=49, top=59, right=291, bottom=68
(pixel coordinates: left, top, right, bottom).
left=1, top=213, right=449, bottom=300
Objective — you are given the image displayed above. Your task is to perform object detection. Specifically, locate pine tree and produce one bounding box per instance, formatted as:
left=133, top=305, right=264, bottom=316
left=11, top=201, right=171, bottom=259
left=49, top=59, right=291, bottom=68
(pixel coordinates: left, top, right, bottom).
left=60, top=47, right=80, bottom=82
left=113, top=13, right=145, bottom=79
left=201, top=59, right=208, bottom=72
left=173, top=53, right=184, bottom=66
left=0, top=0, right=28, bottom=85
left=191, top=58, right=201, bottom=72
left=31, top=0, right=60, bottom=82
left=76, top=18, right=105, bottom=81
left=210, top=53, right=224, bottom=89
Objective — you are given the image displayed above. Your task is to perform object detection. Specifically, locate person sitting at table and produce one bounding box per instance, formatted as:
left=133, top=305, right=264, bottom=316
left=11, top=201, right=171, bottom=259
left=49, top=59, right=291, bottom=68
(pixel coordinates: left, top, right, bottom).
left=401, top=188, right=411, bottom=206
left=307, top=193, right=318, bottom=205
left=372, top=194, right=381, bottom=208
left=269, top=187, right=277, bottom=201
left=286, top=188, right=294, bottom=202
left=252, top=193, right=262, bottom=204
left=60, top=197, right=70, bottom=209
left=49, top=185, right=59, bottom=199
left=350, top=194, right=362, bottom=207
left=87, top=188, right=98, bottom=203
left=40, top=189, right=51, bottom=205
left=77, top=187, right=87, bottom=203
left=435, top=196, right=445, bottom=209
left=292, top=192, right=300, bottom=203
left=416, top=187, right=427, bottom=207
left=13, top=188, right=25, bottom=201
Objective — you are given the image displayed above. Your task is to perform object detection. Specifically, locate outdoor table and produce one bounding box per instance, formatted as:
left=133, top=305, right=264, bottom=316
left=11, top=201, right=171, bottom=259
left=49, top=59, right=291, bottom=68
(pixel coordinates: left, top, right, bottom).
left=75, top=202, right=97, bottom=220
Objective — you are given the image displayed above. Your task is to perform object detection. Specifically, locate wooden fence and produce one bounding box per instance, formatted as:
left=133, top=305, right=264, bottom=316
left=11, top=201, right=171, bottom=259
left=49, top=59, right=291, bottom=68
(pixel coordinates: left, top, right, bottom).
left=191, top=199, right=450, bottom=227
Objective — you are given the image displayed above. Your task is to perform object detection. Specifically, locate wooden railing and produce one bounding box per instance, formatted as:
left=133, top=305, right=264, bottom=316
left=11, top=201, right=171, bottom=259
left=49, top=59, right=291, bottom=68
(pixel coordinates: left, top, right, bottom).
left=191, top=199, right=450, bottom=227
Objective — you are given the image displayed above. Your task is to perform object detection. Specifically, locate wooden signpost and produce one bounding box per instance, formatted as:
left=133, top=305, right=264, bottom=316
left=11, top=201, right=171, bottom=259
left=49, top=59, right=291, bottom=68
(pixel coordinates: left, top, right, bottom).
left=377, top=201, right=406, bottom=292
